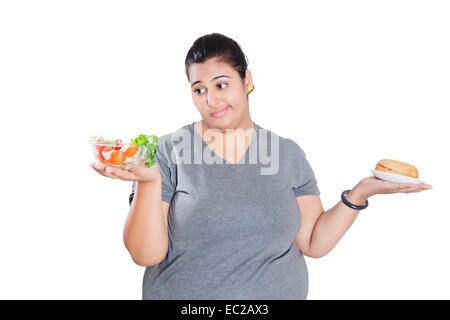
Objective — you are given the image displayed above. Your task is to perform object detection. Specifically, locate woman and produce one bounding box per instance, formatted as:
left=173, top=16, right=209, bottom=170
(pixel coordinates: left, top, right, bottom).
left=91, top=33, right=432, bottom=299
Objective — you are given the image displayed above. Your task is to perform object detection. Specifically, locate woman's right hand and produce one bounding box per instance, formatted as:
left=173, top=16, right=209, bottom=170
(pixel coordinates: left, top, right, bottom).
left=90, top=158, right=161, bottom=183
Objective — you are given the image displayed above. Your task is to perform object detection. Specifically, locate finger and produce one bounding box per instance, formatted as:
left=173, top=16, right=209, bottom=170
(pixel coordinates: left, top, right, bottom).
left=404, top=187, right=419, bottom=193
left=409, top=183, right=432, bottom=191
left=385, top=181, right=407, bottom=192
left=393, top=183, right=410, bottom=192
left=122, top=163, right=141, bottom=175
left=91, top=163, right=110, bottom=178
left=396, top=185, right=416, bottom=194
left=415, top=186, right=432, bottom=192
left=402, top=184, right=426, bottom=193
left=104, top=166, right=131, bottom=180
left=93, top=163, right=120, bottom=179
left=123, top=163, right=133, bottom=171
left=419, top=184, right=433, bottom=190
left=105, top=166, right=132, bottom=180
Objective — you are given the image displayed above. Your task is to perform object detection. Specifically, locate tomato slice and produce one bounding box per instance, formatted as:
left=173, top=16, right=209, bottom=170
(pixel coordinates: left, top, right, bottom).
left=377, top=163, right=391, bottom=170
left=125, top=145, right=139, bottom=157
left=110, top=150, right=126, bottom=165
left=95, top=139, right=109, bottom=152
left=97, top=151, right=106, bottom=163
left=114, top=142, right=123, bottom=150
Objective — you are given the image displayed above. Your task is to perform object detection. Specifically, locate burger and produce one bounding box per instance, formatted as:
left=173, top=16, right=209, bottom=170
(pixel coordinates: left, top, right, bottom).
left=374, top=159, right=419, bottom=179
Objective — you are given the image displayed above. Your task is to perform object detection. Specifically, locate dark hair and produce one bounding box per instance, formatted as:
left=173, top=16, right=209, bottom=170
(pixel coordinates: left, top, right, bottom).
left=185, top=33, right=249, bottom=82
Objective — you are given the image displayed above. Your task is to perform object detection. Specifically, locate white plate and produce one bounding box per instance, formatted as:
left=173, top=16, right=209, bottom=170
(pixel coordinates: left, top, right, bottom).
left=371, top=170, right=424, bottom=184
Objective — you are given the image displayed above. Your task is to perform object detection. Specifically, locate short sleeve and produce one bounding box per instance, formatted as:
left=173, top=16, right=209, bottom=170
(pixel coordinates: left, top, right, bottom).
left=292, top=144, right=321, bottom=197
left=128, top=137, right=177, bottom=206
left=156, top=141, right=177, bottom=203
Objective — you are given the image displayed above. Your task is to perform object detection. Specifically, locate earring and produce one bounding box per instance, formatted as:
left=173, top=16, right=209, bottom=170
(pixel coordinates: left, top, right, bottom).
left=247, top=85, right=254, bottom=92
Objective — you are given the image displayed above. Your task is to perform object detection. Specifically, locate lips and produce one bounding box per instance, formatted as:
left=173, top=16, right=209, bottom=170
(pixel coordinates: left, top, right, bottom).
left=210, top=106, right=231, bottom=118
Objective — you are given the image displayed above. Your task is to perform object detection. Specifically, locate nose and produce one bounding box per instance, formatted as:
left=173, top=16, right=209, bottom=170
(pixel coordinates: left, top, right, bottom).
left=207, top=91, right=220, bottom=108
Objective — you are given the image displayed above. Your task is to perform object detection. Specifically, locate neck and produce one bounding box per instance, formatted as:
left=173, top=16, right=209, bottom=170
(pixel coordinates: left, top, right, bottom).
left=199, top=116, right=254, bottom=134
left=195, top=116, right=255, bottom=163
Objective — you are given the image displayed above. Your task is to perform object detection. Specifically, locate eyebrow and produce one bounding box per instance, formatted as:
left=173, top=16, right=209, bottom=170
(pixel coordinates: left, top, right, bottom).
left=191, top=75, right=230, bottom=88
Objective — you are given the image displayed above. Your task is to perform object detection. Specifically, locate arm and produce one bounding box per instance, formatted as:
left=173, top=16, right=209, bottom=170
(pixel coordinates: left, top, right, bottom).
left=123, top=177, right=170, bottom=267
left=295, top=176, right=431, bottom=258
left=295, top=183, right=368, bottom=258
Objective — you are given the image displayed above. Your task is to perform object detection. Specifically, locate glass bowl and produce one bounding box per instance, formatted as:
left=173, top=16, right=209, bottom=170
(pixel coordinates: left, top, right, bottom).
left=90, top=139, right=145, bottom=167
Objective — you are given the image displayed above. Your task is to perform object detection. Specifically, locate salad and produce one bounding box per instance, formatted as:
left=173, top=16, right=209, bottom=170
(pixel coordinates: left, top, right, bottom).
left=91, top=134, right=159, bottom=168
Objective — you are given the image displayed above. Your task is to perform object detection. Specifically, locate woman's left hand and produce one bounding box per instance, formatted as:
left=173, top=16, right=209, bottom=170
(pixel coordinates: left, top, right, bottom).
left=356, top=176, right=433, bottom=199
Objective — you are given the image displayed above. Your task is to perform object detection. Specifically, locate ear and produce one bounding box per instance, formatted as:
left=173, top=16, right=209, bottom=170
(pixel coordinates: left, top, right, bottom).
left=244, top=69, right=253, bottom=87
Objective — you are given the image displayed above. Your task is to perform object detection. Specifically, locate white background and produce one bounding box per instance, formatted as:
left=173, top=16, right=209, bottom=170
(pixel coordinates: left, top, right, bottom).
left=1, top=0, right=449, bottom=299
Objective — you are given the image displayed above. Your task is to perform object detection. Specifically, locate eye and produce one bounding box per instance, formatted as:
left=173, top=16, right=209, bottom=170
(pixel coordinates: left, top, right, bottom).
left=194, top=88, right=205, bottom=94
left=193, top=83, right=228, bottom=95
left=217, top=83, right=228, bottom=89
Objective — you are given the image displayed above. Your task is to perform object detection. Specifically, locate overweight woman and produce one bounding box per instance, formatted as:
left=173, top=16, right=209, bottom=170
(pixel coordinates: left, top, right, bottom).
left=91, top=33, right=432, bottom=300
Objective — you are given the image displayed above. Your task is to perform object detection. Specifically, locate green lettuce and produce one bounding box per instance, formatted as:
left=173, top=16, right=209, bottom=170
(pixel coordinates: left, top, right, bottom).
left=131, top=134, right=159, bottom=168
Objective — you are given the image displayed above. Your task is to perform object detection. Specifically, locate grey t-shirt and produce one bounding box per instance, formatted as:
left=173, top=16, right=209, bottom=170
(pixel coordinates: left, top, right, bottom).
left=129, top=122, right=320, bottom=300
